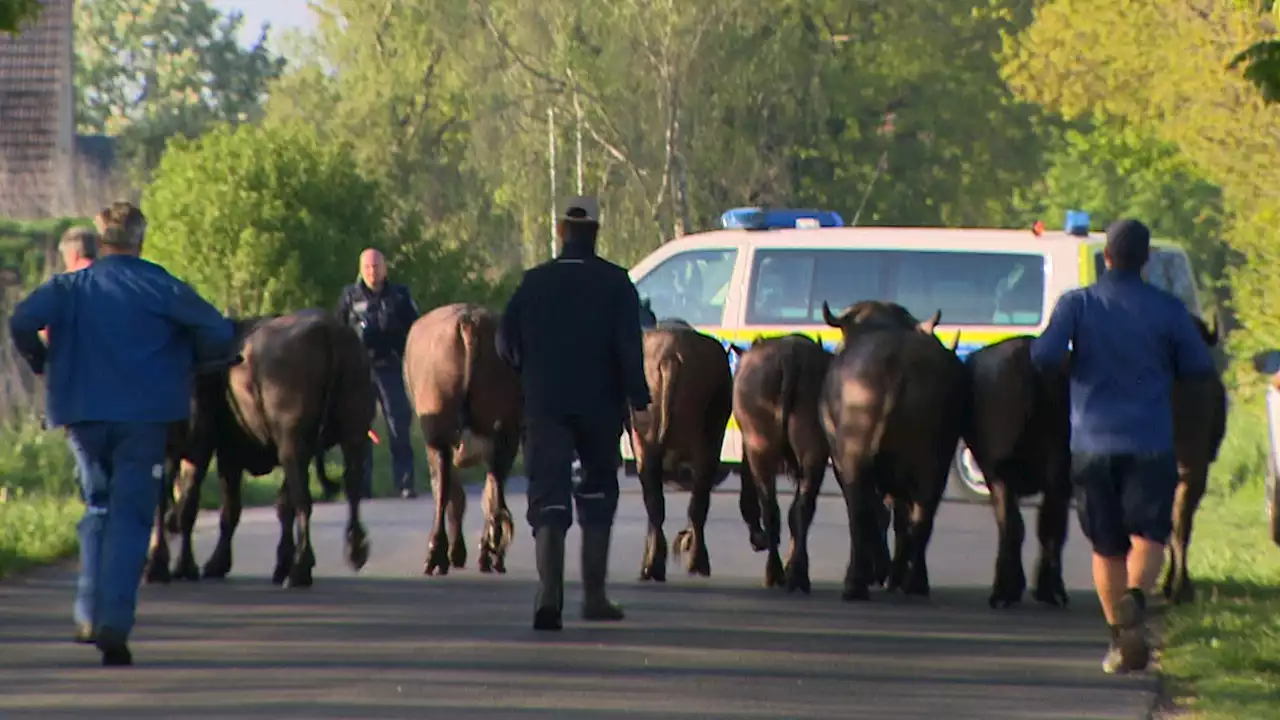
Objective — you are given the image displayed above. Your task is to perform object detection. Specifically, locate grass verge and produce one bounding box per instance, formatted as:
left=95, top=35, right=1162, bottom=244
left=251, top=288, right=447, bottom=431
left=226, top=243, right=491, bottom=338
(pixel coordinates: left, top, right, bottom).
left=0, top=414, right=524, bottom=579
left=1160, top=396, right=1280, bottom=719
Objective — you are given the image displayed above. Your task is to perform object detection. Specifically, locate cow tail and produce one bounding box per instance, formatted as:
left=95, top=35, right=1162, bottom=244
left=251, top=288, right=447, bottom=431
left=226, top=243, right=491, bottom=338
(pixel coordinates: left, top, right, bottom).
left=457, top=312, right=479, bottom=429
left=867, top=362, right=903, bottom=457
left=654, top=355, right=680, bottom=448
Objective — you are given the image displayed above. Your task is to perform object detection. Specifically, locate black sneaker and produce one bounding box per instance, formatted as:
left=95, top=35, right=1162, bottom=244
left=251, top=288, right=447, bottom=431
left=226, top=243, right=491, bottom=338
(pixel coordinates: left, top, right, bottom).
left=1103, top=590, right=1150, bottom=674
left=95, top=626, right=133, bottom=667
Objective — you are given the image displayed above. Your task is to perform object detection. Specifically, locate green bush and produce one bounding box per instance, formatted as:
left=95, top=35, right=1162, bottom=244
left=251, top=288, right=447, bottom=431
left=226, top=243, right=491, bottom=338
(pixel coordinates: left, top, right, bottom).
left=0, top=420, right=81, bottom=578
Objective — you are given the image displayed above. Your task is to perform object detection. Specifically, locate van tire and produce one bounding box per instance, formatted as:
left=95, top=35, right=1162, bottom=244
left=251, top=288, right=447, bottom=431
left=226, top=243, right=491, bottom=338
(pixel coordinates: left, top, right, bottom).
left=948, top=443, right=991, bottom=504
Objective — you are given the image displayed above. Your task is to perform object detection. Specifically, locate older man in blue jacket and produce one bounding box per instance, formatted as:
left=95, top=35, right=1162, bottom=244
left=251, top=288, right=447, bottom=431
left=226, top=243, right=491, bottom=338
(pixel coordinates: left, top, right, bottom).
left=9, top=202, right=235, bottom=667
left=1030, top=218, right=1215, bottom=675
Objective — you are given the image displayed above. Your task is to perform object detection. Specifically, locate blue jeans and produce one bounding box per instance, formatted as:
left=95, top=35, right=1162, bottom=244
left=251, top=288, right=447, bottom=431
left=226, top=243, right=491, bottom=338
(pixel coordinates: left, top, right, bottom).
left=365, top=361, right=415, bottom=496
left=66, top=421, right=169, bottom=638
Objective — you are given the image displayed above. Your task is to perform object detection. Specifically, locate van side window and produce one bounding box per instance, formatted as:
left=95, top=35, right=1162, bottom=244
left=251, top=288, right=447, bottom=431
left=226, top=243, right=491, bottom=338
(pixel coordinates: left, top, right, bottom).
left=634, top=248, right=738, bottom=326
left=1092, top=249, right=1200, bottom=314
left=747, top=249, right=1046, bottom=326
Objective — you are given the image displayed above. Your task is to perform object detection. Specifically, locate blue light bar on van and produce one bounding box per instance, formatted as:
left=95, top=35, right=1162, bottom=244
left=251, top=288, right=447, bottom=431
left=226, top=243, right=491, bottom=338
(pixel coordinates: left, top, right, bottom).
left=720, top=207, right=845, bottom=230
left=1065, top=210, right=1090, bottom=237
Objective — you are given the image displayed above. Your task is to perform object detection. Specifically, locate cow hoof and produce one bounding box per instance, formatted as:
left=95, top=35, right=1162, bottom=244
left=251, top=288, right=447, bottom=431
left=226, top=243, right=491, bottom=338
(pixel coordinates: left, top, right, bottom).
left=449, top=543, right=467, bottom=570
left=1166, top=579, right=1194, bottom=605
left=271, top=565, right=290, bottom=586
left=763, top=554, right=785, bottom=589
left=424, top=543, right=451, bottom=576
left=478, top=550, right=494, bottom=573
left=143, top=562, right=171, bottom=585
left=345, top=534, right=370, bottom=572
left=1031, top=585, right=1069, bottom=608
left=904, top=579, right=930, bottom=597
left=173, top=560, right=201, bottom=583
left=988, top=592, right=1022, bottom=609
left=784, top=561, right=811, bottom=595
left=748, top=530, right=769, bottom=553
left=687, top=556, right=711, bottom=577
left=841, top=586, right=871, bottom=602
left=283, top=570, right=313, bottom=589
left=202, top=559, right=231, bottom=580
left=639, top=564, right=666, bottom=582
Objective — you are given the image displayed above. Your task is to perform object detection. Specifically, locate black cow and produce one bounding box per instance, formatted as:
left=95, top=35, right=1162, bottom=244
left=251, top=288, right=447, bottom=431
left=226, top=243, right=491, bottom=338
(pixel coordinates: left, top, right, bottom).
left=146, top=310, right=374, bottom=589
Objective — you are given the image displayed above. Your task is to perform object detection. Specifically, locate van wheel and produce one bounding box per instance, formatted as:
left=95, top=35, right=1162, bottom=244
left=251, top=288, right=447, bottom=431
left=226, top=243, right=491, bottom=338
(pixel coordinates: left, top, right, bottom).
left=948, top=443, right=990, bottom=504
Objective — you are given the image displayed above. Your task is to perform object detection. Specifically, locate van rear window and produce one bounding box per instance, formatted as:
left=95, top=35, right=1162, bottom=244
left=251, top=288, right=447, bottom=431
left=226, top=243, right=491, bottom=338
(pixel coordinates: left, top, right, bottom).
left=1092, top=249, right=1199, bottom=313
left=747, top=248, right=1046, bottom=326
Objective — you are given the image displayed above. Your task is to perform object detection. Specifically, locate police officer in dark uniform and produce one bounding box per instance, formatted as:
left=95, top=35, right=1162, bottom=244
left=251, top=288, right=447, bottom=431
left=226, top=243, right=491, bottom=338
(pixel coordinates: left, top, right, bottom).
left=496, top=195, right=651, bottom=631
left=335, top=248, right=421, bottom=499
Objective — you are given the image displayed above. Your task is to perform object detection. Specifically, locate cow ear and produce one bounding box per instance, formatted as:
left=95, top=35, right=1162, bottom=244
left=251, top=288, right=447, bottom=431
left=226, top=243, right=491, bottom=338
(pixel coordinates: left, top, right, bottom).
left=821, top=301, right=841, bottom=328
left=918, top=309, right=942, bottom=334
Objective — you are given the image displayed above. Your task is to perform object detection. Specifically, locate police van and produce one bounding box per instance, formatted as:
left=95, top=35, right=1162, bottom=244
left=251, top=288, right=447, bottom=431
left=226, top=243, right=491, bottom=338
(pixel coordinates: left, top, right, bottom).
left=620, top=208, right=1207, bottom=503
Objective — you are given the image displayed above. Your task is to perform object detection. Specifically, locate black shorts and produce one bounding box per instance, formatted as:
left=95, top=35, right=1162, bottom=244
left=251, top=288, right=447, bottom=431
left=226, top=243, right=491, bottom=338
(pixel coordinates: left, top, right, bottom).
left=1071, top=452, right=1178, bottom=558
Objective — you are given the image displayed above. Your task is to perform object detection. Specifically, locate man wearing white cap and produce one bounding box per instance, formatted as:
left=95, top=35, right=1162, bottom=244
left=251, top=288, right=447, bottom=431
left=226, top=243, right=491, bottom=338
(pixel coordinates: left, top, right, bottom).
left=496, top=195, right=651, bottom=631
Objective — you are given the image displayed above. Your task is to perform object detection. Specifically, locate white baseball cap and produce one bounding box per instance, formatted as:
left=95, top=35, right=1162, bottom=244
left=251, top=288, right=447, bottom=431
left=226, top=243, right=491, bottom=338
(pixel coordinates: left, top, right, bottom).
left=561, top=195, right=600, bottom=223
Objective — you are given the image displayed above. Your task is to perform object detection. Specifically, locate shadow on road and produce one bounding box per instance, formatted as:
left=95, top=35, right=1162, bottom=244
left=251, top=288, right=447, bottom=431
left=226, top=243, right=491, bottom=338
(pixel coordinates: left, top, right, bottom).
left=0, top=570, right=1157, bottom=719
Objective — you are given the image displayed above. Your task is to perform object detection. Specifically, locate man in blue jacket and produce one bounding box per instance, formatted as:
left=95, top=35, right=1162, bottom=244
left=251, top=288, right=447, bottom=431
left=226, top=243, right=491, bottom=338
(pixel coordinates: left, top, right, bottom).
left=9, top=202, right=235, bottom=667
left=1031, top=219, right=1216, bottom=675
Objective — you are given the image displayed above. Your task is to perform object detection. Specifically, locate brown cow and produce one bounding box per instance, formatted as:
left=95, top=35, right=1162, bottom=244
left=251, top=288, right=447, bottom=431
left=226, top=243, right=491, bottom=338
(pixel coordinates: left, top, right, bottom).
left=819, top=300, right=969, bottom=600
left=730, top=334, right=832, bottom=592
left=963, top=336, right=1072, bottom=609
left=632, top=325, right=753, bottom=580
left=1163, top=316, right=1228, bottom=604
left=403, top=303, right=520, bottom=576
left=149, top=310, right=374, bottom=588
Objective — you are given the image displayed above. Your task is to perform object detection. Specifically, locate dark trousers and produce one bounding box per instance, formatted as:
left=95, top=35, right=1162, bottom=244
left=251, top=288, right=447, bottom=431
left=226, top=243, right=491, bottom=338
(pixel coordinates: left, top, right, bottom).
left=364, top=361, right=415, bottom=496
left=1072, top=451, right=1178, bottom=558
left=524, top=413, right=622, bottom=533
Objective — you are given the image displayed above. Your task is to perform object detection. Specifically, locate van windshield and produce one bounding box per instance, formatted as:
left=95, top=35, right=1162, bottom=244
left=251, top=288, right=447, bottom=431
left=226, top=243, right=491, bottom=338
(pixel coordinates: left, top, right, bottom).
left=1092, top=249, right=1200, bottom=313
left=747, top=248, right=1047, bottom=327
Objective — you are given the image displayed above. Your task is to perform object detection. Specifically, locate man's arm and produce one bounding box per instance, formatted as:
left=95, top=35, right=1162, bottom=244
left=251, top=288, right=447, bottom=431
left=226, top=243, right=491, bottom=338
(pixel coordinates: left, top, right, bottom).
left=1168, top=304, right=1216, bottom=380
left=333, top=286, right=352, bottom=326
left=9, top=281, right=60, bottom=375
left=614, top=277, right=652, bottom=410
left=495, top=278, right=524, bottom=371
left=1029, top=292, right=1080, bottom=371
left=165, top=280, right=236, bottom=364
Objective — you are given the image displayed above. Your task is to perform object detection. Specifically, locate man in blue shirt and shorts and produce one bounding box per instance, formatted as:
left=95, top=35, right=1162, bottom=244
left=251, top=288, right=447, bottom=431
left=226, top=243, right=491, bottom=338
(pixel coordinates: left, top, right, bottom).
left=1031, top=218, right=1216, bottom=674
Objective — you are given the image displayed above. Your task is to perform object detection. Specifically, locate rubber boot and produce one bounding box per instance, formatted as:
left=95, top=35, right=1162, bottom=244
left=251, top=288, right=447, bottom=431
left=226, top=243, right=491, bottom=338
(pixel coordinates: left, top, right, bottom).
left=533, top=525, right=566, bottom=631
left=581, top=525, right=625, bottom=621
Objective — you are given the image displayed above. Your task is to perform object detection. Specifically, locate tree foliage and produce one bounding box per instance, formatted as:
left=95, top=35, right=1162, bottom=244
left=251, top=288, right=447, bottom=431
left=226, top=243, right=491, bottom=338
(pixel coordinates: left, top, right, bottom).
left=1002, top=0, right=1280, bottom=375
left=141, top=122, right=506, bottom=317
left=74, top=0, right=286, bottom=170
left=0, top=0, right=40, bottom=34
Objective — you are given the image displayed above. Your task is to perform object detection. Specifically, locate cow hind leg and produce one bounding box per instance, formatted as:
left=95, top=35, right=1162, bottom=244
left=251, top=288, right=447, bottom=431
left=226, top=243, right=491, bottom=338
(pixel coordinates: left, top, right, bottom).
left=271, top=486, right=296, bottom=586
left=784, top=461, right=826, bottom=594
left=637, top=450, right=668, bottom=582
left=745, top=450, right=783, bottom=589
left=172, top=458, right=210, bottom=582
left=836, top=457, right=879, bottom=602
left=988, top=474, right=1027, bottom=608
left=447, top=478, right=467, bottom=569
left=1031, top=454, right=1071, bottom=608
left=1163, top=467, right=1206, bottom=605
left=423, top=445, right=454, bottom=576
left=202, top=463, right=244, bottom=580
left=478, top=429, right=517, bottom=574
left=737, top=464, right=767, bottom=552
left=144, top=459, right=175, bottom=585
left=281, top=450, right=316, bottom=589
left=674, top=464, right=714, bottom=577
left=341, top=439, right=370, bottom=572
left=886, top=494, right=912, bottom=592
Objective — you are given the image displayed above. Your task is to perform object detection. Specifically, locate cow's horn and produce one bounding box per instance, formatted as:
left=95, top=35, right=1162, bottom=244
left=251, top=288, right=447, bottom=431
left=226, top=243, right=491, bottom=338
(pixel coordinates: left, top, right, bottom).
left=728, top=343, right=745, bottom=356
left=949, top=330, right=961, bottom=352
left=821, top=301, right=841, bottom=328
left=919, top=309, right=942, bottom=334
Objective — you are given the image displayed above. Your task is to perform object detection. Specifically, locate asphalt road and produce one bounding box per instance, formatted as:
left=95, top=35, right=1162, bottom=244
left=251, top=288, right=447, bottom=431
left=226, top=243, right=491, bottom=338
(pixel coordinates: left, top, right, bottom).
left=0, top=477, right=1160, bottom=719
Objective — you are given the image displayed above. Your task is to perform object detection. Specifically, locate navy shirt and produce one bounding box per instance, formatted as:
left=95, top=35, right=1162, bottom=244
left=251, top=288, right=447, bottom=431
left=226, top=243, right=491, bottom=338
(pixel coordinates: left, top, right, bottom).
left=9, top=255, right=235, bottom=427
left=335, top=280, right=419, bottom=365
left=1030, top=270, right=1216, bottom=454
left=496, top=249, right=651, bottom=419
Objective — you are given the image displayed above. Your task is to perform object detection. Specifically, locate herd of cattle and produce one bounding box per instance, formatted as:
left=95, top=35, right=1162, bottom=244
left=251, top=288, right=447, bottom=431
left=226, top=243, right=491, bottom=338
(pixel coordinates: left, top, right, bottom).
left=142, top=298, right=1227, bottom=612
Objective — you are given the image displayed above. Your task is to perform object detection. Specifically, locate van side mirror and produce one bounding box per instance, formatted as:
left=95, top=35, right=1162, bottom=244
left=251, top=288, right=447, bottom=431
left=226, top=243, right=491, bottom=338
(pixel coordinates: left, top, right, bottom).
left=1251, top=349, right=1280, bottom=375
